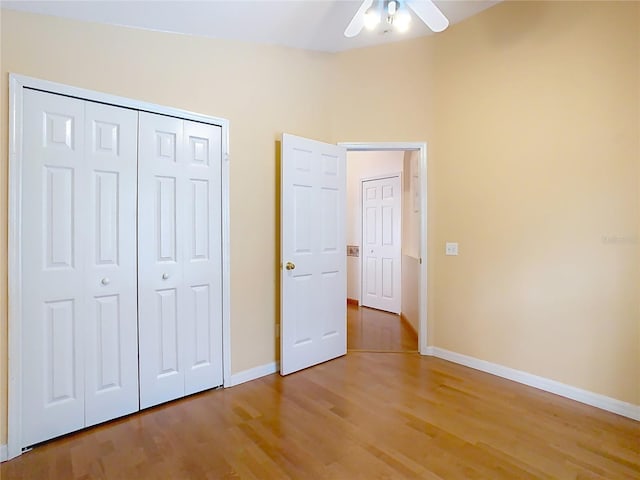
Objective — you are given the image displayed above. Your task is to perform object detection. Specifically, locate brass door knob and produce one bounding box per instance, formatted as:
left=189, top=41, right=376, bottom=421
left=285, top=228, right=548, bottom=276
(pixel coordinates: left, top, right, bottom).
left=285, top=262, right=296, bottom=271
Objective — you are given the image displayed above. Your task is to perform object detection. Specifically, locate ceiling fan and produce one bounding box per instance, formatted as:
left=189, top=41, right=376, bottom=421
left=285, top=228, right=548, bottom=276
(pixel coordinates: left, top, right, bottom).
left=344, top=0, right=449, bottom=37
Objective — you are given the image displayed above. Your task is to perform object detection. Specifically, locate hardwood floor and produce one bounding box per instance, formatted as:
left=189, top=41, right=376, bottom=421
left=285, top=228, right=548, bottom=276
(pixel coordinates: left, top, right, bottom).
left=347, top=303, right=418, bottom=352
left=2, top=353, right=638, bottom=479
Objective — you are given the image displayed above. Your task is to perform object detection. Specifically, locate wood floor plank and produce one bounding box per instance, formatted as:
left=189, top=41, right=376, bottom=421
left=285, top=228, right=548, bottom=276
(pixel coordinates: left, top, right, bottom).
left=2, top=353, right=638, bottom=479
left=347, top=304, right=417, bottom=352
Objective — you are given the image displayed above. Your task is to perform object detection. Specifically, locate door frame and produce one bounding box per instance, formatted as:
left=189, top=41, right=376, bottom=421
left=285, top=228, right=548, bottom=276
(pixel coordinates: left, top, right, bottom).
left=340, top=142, right=428, bottom=354
left=359, top=173, right=403, bottom=314
left=7, top=74, right=232, bottom=459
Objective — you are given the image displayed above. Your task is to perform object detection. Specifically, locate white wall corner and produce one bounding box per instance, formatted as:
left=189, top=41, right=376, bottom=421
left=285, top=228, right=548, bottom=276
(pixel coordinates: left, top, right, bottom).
left=1, top=444, right=8, bottom=462
left=426, top=347, right=640, bottom=421
left=226, top=361, right=280, bottom=388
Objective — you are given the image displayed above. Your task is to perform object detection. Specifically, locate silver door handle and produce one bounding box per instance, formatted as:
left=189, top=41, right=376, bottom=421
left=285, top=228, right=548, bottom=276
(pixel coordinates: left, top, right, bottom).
left=101, top=278, right=110, bottom=285
left=162, top=273, right=169, bottom=280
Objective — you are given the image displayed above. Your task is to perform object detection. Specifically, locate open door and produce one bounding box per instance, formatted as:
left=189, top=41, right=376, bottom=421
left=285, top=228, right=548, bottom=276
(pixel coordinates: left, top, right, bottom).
left=280, top=134, right=347, bottom=375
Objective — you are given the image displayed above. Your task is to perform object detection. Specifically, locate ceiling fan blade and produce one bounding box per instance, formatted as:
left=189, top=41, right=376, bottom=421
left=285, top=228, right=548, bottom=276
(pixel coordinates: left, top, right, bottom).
left=407, top=0, right=449, bottom=33
left=344, top=0, right=375, bottom=38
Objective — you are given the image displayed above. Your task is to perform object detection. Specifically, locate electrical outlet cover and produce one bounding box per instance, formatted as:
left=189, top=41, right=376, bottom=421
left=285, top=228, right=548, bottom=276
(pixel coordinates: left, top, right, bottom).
left=445, top=242, right=459, bottom=256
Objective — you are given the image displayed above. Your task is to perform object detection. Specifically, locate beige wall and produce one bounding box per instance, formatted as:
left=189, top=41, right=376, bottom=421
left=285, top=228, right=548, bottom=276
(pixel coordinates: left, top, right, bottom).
left=402, top=151, right=421, bottom=332
left=403, top=150, right=420, bottom=259
left=1, top=0, right=638, bottom=446
left=430, top=1, right=639, bottom=404
left=401, top=255, right=420, bottom=333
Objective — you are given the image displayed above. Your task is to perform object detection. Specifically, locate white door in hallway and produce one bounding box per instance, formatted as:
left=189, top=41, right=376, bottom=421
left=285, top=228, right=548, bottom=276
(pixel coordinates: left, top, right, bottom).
left=280, top=134, right=347, bottom=375
left=138, top=112, right=223, bottom=409
left=361, top=175, right=402, bottom=314
left=21, top=90, right=139, bottom=446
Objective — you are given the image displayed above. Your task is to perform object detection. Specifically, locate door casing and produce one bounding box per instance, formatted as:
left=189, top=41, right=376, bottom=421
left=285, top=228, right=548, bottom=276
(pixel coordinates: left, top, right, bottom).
left=7, top=73, right=231, bottom=460
left=340, top=143, right=428, bottom=354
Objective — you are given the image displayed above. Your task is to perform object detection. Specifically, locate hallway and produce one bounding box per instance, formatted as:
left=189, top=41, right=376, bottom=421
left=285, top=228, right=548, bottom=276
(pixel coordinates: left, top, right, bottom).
left=347, top=303, right=418, bottom=352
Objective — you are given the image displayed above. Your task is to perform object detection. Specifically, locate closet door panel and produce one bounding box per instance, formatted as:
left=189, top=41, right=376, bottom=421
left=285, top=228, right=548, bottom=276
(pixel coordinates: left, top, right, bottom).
left=21, top=89, right=87, bottom=446
left=183, top=121, right=223, bottom=394
left=138, top=112, right=186, bottom=408
left=138, top=115, right=223, bottom=405
left=84, top=102, right=139, bottom=426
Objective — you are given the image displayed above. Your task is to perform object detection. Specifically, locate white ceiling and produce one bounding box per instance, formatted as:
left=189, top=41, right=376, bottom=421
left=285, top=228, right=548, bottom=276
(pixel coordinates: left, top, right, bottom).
left=1, top=0, right=500, bottom=52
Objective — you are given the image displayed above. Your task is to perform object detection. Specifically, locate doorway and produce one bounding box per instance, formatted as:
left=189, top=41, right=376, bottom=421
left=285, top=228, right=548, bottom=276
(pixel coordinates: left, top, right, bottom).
left=279, top=137, right=427, bottom=375
left=342, top=145, right=427, bottom=353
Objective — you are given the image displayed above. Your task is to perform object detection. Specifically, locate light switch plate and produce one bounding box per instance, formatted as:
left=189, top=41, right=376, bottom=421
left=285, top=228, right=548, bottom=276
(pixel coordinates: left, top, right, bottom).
left=445, top=242, right=459, bottom=256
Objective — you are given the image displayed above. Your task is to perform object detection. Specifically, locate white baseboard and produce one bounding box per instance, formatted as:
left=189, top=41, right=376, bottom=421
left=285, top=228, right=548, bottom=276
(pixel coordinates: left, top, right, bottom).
left=1, top=444, right=7, bottom=462
left=425, top=347, right=640, bottom=421
left=226, top=361, right=280, bottom=387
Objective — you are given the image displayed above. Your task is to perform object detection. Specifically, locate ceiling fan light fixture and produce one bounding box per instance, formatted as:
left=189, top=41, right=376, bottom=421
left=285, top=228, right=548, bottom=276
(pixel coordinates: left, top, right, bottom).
left=344, top=0, right=448, bottom=38
left=364, top=8, right=381, bottom=30
left=387, top=0, right=398, bottom=16
left=394, top=9, right=411, bottom=33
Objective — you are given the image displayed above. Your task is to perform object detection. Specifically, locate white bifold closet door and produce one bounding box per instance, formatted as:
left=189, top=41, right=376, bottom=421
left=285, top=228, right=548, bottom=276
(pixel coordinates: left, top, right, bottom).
left=21, top=89, right=139, bottom=446
left=138, top=112, right=223, bottom=409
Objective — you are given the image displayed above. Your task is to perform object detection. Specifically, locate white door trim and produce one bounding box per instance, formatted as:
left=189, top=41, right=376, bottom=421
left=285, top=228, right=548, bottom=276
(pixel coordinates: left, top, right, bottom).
left=7, top=73, right=232, bottom=459
left=359, top=173, right=402, bottom=182
left=339, top=142, right=428, bottom=354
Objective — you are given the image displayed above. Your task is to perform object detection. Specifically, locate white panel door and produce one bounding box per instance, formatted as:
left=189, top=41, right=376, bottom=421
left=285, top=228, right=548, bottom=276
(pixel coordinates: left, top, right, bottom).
left=21, top=90, right=141, bottom=446
left=281, top=134, right=347, bottom=375
left=361, top=176, right=402, bottom=314
left=138, top=113, right=185, bottom=408
left=138, top=112, right=223, bottom=408
left=21, top=90, right=88, bottom=446
left=83, top=102, right=139, bottom=426
left=182, top=120, right=223, bottom=395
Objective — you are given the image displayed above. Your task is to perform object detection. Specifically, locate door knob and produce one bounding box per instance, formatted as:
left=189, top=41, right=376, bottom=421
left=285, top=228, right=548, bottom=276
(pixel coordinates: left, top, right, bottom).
left=162, top=273, right=169, bottom=280
left=285, top=262, right=296, bottom=271
left=101, top=277, right=110, bottom=285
